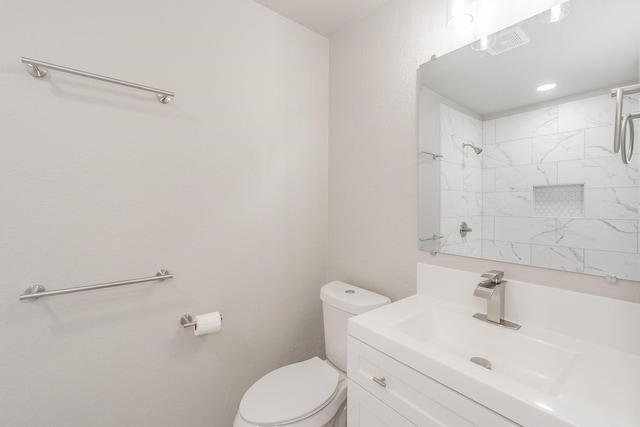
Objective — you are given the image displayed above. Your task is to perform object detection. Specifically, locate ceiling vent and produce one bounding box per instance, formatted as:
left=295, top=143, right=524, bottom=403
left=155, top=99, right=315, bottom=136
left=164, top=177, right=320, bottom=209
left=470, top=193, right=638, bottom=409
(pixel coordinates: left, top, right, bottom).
left=487, top=27, right=530, bottom=56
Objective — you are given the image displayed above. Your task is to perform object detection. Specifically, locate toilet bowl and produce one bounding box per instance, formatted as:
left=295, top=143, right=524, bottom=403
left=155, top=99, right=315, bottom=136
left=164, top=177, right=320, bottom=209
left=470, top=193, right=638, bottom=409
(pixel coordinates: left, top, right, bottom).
left=233, top=281, right=390, bottom=427
left=233, top=358, right=347, bottom=427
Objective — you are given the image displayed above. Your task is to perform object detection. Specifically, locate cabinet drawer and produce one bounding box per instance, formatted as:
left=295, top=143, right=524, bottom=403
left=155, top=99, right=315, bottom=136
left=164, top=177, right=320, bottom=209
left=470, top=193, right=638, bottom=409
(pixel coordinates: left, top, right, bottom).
left=348, top=380, right=415, bottom=427
left=348, top=336, right=518, bottom=427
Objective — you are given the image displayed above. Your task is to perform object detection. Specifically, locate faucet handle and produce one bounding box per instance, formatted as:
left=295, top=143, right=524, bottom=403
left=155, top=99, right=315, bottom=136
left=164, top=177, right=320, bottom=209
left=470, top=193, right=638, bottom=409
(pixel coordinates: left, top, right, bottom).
left=480, top=270, right=504, bottom=284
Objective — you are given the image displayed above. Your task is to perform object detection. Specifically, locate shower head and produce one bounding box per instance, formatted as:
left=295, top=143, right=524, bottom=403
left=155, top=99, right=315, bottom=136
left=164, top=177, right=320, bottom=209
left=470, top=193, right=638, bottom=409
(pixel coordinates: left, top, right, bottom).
left=463, top=143, right=483, bottom=154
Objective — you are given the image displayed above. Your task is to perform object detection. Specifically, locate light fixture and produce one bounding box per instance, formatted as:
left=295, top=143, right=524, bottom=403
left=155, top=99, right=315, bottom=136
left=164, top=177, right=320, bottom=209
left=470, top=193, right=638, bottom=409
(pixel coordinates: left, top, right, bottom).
left=447, top=0, right=474, bottom=30
left=539, top=1, right=572, bottom=24
left=471, top=35, right=496, bottom=51
left=536, top=83, right=557, bottom=92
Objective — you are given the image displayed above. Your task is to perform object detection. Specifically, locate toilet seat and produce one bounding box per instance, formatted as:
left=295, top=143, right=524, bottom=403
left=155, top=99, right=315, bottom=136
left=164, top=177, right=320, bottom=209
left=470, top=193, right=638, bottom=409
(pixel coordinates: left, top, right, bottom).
left=238, top=357, right=339, bottom=426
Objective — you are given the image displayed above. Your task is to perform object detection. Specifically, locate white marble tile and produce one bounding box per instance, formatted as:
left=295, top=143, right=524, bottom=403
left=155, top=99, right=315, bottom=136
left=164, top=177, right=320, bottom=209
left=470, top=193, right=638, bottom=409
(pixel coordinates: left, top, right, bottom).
left=441, top=240, right=482, bottom=258
left=440, top=134, right=464, bottom=164
left=531, top=245, right=584, bottom=273
left=441, top=190, right=482, bottom=217
left=532, top=131, right=584, bottom=163
left=440, top=217, right=463, bottom=247
left=483, top=119, right=496, bottom=145
left=556, top=218, right=638, bottom=253
left=584, top=250, right=640, bottom=281
left=482, top=240, right=531, bottom=265
left=495, top=164, right=557, bottom=191
left=462, top=146, right=483, bottom=169
left=482, top=216, right=495, bottom=240
left=482, top=139, right=532, bottom=168
left=463, top=166, right=482, bottom=192
left=483, top=191, right=533, bottom=217
left=585, top=125, right=616, bottom=159
left=585, top=188, right=639, bottom=220
left=440, top=161, right=464, bottom=191
left=557, top=156, right=638, bottom=188
left=558, top=94, right=614, bottom=132
left=441, top=104, right=478, bottom=140
left=482, top=168, right=495, bottom=193
left=494, top=217, right=556, bottom=245
left=464, top=115, right=483, bottom=145
left=440, top=104, right=459, bottom=137
left=495, top=106, right=558, bottom=142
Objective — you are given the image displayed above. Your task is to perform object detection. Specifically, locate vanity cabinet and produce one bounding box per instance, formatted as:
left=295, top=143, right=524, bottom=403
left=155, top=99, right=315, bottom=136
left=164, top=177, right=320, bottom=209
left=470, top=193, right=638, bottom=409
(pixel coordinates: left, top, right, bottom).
left=347, top=337, right=518, bottom=427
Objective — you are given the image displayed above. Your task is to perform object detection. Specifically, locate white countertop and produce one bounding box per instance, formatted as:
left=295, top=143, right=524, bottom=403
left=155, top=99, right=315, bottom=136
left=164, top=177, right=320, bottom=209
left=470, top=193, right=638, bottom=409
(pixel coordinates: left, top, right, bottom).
left=348, top=264, right=640, bottom=427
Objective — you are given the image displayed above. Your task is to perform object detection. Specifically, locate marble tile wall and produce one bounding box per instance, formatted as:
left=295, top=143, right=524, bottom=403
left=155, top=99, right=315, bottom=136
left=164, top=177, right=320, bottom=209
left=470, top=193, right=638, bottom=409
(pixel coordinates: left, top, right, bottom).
left=482, top=93, right=640, bottom=279
left=441, top=93, right=640, bottom=280
left=439, top=104, right=483, bottom=257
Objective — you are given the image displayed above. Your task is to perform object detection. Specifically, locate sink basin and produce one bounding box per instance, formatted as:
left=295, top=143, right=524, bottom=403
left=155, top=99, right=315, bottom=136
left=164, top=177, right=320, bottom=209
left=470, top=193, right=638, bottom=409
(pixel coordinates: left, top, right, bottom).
left=389, top=305, right=577, bottom=395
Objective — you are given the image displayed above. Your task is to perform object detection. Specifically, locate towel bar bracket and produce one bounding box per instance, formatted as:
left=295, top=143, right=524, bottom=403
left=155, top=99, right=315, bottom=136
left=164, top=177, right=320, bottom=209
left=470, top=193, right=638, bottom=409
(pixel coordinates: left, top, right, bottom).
left=26, top=63, right=47, bottom=78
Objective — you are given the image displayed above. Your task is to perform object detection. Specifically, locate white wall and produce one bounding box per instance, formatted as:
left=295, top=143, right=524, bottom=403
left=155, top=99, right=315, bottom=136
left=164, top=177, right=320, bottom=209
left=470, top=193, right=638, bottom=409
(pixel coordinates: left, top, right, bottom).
left=329, top=0, right=640, bottom=303
left=0, top=1, right=328, bottom=426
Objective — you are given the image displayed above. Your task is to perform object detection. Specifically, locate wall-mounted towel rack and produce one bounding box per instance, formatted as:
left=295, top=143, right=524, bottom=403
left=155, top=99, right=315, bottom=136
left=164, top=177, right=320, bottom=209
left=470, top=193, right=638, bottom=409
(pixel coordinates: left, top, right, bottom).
left=21, top=57, right=174, bottom=104
left=611, top=83, right=640, bottom=164
left=19, top=269, right=173, bottom=301
left=419, top=151, right=444, bottom=160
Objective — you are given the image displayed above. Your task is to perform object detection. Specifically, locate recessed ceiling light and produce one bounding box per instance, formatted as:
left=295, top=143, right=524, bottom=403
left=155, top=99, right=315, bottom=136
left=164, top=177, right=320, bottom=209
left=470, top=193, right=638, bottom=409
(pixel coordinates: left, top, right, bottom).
left=537, top=83, right=557, bottom=92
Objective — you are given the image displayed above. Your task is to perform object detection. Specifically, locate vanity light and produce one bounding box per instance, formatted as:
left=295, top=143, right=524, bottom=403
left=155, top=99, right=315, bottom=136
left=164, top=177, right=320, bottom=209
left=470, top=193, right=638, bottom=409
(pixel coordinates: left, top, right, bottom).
left=447, top=0, right=474, bottom=30
left=539, top=1, right=572, bottom=24
left=471, top=35, right=496, bottom=51
left=536, top=83, right=557, bottom=92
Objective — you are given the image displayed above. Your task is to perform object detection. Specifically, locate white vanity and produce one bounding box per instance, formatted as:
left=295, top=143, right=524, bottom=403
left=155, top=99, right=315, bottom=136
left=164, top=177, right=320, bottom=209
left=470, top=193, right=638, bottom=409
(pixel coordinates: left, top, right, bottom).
left=347, top=264, right=640, bottom=426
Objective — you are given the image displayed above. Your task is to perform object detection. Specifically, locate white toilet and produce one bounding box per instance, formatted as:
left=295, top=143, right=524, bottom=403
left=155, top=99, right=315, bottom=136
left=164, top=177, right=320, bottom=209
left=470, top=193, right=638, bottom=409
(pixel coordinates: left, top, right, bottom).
left=233, top=281, right=390, bottom=427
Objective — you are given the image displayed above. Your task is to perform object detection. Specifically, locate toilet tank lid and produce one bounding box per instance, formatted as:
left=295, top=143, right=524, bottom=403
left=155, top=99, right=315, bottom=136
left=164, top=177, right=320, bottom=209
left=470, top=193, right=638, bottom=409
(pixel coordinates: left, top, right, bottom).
left=320, top=281, right=390, bottom=314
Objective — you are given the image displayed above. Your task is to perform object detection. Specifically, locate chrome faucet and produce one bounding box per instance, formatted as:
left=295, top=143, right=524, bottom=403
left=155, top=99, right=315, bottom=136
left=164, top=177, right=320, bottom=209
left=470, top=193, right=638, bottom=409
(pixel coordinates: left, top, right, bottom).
left=472, top=270, right=520, bottom=330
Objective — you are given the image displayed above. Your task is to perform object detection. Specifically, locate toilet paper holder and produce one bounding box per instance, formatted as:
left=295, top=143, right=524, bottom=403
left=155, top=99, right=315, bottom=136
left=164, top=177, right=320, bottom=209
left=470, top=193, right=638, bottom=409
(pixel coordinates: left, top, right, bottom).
left=180, top=313, right=224, bottom=329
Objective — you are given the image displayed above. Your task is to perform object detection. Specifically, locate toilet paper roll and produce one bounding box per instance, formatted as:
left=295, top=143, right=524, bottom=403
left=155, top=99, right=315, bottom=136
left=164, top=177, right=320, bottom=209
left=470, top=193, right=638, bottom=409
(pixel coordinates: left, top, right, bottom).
left=194, top=312, right=222, bottom=336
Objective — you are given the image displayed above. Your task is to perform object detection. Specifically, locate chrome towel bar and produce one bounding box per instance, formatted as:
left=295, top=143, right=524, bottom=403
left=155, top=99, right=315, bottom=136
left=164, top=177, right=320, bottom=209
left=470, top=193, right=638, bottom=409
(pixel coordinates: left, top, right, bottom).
left=21, top=57, right=174, bottom=104
left=19, top=270, right=173, bottom=301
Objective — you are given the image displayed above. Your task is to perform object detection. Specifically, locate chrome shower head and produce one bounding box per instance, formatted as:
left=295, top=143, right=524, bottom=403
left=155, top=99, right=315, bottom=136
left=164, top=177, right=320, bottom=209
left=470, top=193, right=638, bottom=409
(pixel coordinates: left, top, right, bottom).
left=463, top=143, right=483, bottom=154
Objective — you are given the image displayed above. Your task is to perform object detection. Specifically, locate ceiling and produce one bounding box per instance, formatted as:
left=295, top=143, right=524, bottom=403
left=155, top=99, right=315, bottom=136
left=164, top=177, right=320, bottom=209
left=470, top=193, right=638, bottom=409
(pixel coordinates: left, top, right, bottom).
left=420, top=0, right=640, bottom=117
left=251, top=0, right=391, bottom=37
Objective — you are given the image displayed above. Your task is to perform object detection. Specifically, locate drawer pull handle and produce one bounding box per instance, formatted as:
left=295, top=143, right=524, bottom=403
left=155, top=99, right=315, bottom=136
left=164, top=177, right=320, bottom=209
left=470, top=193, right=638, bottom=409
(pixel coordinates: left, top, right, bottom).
left=372, top=376, right=386, bottom=388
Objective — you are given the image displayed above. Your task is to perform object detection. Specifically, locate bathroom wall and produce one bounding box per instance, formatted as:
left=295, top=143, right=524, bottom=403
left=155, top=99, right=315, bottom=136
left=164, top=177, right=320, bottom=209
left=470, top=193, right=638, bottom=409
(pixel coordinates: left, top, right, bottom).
left=0, top=1, right=328, bottom=426
left=329, top=0, right=640, bottom=303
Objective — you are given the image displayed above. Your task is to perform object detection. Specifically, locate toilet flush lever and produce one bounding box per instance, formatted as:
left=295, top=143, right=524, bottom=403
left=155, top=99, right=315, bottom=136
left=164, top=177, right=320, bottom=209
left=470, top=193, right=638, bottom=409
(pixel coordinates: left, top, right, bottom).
left=372, top=376, right=386, bottom=388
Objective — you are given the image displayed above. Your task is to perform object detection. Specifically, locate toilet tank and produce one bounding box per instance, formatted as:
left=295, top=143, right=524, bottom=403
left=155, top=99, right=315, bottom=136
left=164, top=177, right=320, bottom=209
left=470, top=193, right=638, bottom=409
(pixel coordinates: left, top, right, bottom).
left=320, top=281, right=390, bottom=372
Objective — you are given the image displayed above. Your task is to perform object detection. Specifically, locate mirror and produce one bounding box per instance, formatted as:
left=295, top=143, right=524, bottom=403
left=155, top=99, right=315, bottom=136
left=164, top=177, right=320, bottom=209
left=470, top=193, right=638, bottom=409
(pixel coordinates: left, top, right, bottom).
left=418, top=0, right=640, bottom=281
